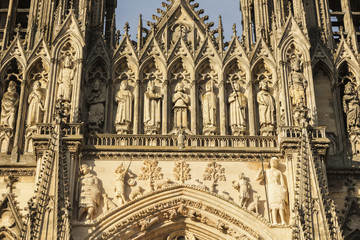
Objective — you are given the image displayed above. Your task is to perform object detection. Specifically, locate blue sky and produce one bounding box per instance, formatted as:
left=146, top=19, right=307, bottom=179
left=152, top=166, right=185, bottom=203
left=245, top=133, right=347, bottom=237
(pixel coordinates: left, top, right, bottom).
left=116, top=0, right=242, bottom=42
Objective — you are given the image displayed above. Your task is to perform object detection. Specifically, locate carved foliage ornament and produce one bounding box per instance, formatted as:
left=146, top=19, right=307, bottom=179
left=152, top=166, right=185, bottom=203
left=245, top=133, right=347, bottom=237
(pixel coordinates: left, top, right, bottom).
left=139, top=160, right=164, bottom=191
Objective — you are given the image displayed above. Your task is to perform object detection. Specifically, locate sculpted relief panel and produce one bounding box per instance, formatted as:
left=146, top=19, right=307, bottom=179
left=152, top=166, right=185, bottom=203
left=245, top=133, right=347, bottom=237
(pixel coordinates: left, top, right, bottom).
left=77, top=157, right=290, bottom=231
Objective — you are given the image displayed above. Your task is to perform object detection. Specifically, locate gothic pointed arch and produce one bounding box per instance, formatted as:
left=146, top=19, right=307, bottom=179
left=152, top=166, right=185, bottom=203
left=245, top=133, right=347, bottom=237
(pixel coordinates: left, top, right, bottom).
left=114, top=35, right=139, bottom=64
left=0, top=37, right=27, bottom=72
left=335, top=39, right=360, bottom=77
left=250, top=39, right=275, bottom=69
left=223, top=37, right=249, bottom=69
left=86, top=185, right=286, bottom=240
left=312, top=60, right=343, bottom=158
left=0, top=194, right=23, bottom=240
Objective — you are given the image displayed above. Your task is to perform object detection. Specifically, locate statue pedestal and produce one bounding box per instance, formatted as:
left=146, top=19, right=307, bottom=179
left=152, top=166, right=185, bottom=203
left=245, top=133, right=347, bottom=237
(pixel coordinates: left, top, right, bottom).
left=0, top=127, right=14, bottom=153
left=115, top=123, right=131, bottom=134
left=260, top=125, right=274, bottom=136
left=144, top=125, right=160, bottom=135
left=231, top=126, right=247, bottom=136
left=24, top=126, right=37, bottom=153
left=203, top=125, right=217, bottom=135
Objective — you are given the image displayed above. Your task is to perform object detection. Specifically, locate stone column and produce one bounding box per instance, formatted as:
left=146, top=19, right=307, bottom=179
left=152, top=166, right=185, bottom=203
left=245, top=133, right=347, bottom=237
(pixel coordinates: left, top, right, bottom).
left=11, top=80, right=27, bottom=161
left=44, top=58, right=56, bottom=123
left=133, top=80, right=140, bottom=134
left=219, top=80, right=226, bottom=135
left=190, top=80, right=196, bottom=134
left=248, top=80, right=255, bottom=135
left=162, top=80, right=169, bottom=134
left=71, top=58, right=83, bottom=123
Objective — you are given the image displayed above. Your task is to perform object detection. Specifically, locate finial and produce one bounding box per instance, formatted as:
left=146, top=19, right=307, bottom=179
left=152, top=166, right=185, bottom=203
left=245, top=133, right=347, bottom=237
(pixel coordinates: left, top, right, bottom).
left=124, top=22, right=130, bottom=36
left=219, top=15, right=223, bottom=29
left=288, top=1, right=292, bottom=16
left=232, top=23, right=237, bottom=36
left=147, top=21, right=157, bottom=32
left=339, top=26, right=344, bottom=39
left=116, top=30, right=121, bottom=45
left=14, top=23, right=21, bottom=37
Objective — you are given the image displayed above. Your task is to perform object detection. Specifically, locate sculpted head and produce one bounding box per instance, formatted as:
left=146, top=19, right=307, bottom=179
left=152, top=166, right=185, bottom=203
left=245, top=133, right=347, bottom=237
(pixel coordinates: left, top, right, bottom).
left=233, top=82, right=241, bottom=92
left=206, top=80, right=214, bottom=92
left=8, top=81, right=16, bottom=92
left=147, top=81, right=155, bottom=92
left=259, top=78, right=268, bottom=91
left=344, top=82, right=354, bottom=94
left=175, top=82, right=185, bottom=92
left=270, top=157, right=279, bottom=169
left=80, top=164, right=90, bottom=175
left=290, top=56, right=301, bottom=72
left=93, top=79, right=101, bottom=91
left=239, top=173, right=245, bottom=179
left=64, top=55, right=72, bottom=68
left=33, top=80, right=41, bottom=91
left=120, top=80, right=129, bottom=90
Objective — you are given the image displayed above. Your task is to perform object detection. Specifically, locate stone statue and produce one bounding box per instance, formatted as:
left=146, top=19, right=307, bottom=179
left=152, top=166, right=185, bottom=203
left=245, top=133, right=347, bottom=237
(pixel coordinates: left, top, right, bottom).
left=114, top=162, right=133, bottom=205
left=0, top=81, right=19, bottom=128
left=202, top=80, right=217, bottom=135
left=257, top=80, right=275, bottom=135
left=343, top=82, right=360, bottom=131
left=144, top=80, right=162, bottom=134
left=172, top=82, right=190, bottom=130
left=289, top=57, right=307, bottom=108
left=228, top=82, right=247, bottom=135
left=115, top=80, right=133, bottom=134
left=232, top=173, right=250, bottom=207
left=78, top=164, right=101, bottom=221
left=256, top=157, right=288, bottom=224
left=57, top=55, right=76, bottom=102
left=26, top=80, right=45, bottom=127
left=87, top=79, right=105, bottom=131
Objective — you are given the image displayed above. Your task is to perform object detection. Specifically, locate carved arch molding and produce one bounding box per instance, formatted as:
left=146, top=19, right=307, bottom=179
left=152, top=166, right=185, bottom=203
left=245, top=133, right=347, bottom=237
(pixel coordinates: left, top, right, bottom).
left=83, top=186, right=289, bottom=240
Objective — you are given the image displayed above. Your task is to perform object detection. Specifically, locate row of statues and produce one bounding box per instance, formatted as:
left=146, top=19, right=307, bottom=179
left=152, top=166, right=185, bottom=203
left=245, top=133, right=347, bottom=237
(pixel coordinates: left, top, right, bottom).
left=78, top=157, right=288, bottom=225
left=113, top=79, right=276, bottom=135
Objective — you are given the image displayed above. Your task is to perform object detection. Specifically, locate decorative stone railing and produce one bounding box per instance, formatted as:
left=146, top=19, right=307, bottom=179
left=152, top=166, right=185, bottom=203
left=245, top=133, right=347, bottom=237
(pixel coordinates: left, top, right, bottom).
left=85, top=134, right=278, bottom=149
left=34, top=123, right=84, bottom=137
left=32, top=124, right=329, bottom=150
left=279, top=126, right=327, bottom=139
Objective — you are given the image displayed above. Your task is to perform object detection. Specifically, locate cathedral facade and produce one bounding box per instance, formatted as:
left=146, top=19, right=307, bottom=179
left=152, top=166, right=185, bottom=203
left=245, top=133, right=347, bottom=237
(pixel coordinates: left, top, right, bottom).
left=0, top=0, right=360, bottom=239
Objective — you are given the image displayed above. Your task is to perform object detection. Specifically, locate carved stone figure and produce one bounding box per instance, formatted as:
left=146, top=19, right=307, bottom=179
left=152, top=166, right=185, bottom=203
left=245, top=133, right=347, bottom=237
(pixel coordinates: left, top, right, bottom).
left=232, top=173, right=250, bottom=207
left=87, top=79, right=105, bottom=131
left=343, top=82, right=360, bottom=131
left=257, top=80, right=275, bottom=135
left=26, top=81, right=44, bottom=127
left=0, top=81, right=19, bottom=128
left=228, top=82, right=247, bottom=135
left=114, top=162, right=133, bottom=205
left=202, top=80, right=217, bottom=135
left=144, top=80, right=162, bottom=134
left=248, top=195, right=260, bottom=214
left=57, top=55, right=76, bottom=102
left=172, top=82, right=190, bottom=131
left=256, top=157, right=288, bottom=224
left=78, top=164, right=101, bottom=221
left=289, top=57, right=307, bottom=108
left=115, top=80, right=133, bottom=134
